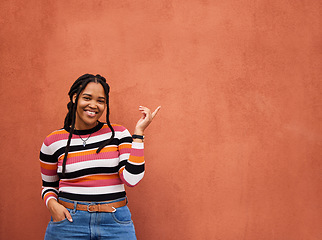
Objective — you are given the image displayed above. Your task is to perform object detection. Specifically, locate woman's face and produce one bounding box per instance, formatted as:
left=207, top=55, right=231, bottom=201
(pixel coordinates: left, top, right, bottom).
left=73, top=82, right=107, bottom=130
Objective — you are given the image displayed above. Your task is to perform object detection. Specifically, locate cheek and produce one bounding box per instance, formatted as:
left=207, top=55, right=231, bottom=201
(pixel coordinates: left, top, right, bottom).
left=101, top=104, right=107, bottom=111
left=100, top=106, right=106, bottom=115
left=76, top=99, right=86, bottom=108
left=76, top=104, right=82, bottom=112
left=99, top=105, right=107, bottom=116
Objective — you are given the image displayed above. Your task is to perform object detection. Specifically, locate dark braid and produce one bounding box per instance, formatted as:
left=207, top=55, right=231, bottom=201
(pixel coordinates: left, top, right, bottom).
left=61, top=74, right=115, bottom=177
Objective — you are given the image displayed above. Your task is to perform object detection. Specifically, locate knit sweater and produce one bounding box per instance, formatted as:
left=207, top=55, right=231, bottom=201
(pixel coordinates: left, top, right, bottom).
left=40, top=122, right=144, bottom=206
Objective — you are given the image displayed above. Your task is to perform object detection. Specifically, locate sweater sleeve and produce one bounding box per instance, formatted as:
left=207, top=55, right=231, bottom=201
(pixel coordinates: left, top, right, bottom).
left=39, top=137, right=59, bottom=207
left=118, top=127, right=145, bottom=187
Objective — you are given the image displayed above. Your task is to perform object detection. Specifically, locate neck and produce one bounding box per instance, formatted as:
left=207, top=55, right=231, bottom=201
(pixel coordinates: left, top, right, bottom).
left=74, top=121, right=98, bottom=131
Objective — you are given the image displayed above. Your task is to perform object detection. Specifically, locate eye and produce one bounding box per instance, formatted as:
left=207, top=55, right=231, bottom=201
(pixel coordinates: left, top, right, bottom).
left=83, top=97, right=91, bottom=100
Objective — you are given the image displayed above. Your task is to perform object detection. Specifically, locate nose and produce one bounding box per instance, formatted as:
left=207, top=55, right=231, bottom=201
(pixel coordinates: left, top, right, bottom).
left=88, top=101, right=97, bottom=109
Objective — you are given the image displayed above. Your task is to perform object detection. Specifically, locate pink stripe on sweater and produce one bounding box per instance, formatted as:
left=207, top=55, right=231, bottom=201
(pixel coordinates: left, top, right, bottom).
left=59, top=178, right=123, bottom=188
left=130, top=148, right=144, bottom=157
left=119, top=147, right=131, bottom=155
left=45, top=132, right=69, bottom=146
left=58, top=151, right=120, bottom=166
left=111, top=125, right=126, bottom=132
left=41, top=168, right=57, bottom=176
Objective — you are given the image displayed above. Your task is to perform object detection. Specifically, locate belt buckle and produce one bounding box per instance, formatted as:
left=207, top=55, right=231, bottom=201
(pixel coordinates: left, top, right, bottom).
left=87, top=203, right=96, bottom=213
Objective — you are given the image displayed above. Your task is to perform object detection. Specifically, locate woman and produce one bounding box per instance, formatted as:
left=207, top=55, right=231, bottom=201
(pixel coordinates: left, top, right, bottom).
left=40, top=74, right=160, bottom=239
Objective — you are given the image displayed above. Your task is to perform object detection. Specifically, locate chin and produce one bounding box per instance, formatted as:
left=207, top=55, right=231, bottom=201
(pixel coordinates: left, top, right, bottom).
left=86, top=120, right=98, bottom=127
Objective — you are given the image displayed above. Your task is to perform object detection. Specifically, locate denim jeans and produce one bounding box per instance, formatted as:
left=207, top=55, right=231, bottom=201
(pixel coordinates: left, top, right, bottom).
left=44, top=198, right=137, bottom=240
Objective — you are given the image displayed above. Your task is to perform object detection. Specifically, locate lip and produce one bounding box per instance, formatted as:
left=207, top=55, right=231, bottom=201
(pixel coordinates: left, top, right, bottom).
left=84, top=109, right=98, bottom=117
left=84, top=109, right=98, bottom=113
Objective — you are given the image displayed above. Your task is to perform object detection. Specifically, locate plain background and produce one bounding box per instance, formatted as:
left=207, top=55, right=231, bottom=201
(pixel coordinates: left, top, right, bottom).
left=0, top=0, right=321, bottom=239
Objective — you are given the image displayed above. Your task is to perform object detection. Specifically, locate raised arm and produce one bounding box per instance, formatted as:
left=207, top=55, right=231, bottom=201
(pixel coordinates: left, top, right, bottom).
left=118, top=106, right=161, bottom=186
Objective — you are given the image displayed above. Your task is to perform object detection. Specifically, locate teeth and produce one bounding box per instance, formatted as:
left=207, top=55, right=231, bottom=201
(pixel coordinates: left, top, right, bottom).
left=86, top=111, right=96, bottom=116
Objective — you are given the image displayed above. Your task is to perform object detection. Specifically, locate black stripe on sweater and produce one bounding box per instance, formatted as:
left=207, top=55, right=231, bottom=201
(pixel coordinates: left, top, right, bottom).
left=58, top=166, right=121, bottom=179
left=58, top=191, right=126, bottom=202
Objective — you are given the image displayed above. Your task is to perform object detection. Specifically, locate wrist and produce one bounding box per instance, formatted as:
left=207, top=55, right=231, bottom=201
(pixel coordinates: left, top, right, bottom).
left=132, top=134, right=144, bottom=142
left=133, top=130, right=144, bottom=135
left=47, top=199, right=59, bottom=212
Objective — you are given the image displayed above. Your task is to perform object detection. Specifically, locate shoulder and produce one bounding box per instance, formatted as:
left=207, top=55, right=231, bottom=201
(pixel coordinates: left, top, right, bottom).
left=43, top=128, right=69, bottom=146
left=100, top=123, right=128, bottom=132
left=111, top=124, right=128, bottom=132
left=101, top=123, right=131, bottom=139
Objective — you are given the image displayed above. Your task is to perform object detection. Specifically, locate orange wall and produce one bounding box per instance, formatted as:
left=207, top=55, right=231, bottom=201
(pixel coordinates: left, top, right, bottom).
left=1, top=1, right=321, bottom=239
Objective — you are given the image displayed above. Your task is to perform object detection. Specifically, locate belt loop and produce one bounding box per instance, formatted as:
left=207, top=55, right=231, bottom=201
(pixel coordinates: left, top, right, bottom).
left=70, top=201, right=76, bottom=214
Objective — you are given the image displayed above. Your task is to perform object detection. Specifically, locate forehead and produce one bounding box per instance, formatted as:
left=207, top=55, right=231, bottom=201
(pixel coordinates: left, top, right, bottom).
left=82, top=82, right=106, bottom=97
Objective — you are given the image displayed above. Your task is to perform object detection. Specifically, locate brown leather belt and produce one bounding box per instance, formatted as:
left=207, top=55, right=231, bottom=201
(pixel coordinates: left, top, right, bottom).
left=58, top=199, right=127, bottom=213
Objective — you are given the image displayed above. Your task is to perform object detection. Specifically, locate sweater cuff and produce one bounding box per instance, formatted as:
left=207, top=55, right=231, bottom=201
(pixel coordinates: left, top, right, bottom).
left=43, top=192, right=58, bottom=207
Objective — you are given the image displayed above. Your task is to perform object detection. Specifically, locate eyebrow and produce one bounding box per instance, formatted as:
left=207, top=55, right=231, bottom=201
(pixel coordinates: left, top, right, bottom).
left=82, top=93, right=106, bottom=100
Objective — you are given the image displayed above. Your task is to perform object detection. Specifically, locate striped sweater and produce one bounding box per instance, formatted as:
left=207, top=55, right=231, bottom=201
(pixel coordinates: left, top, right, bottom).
left=40, top=122, right=144, bottom=206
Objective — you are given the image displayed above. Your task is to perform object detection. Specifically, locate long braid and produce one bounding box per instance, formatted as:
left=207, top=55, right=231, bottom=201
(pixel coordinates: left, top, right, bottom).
left=96, top=75, right=115, bottom=153
left=61, top=74, right=115, bottom=177
left=61, top=100, right=76, bottom=176
left=62, top=79, right=90, bottom=176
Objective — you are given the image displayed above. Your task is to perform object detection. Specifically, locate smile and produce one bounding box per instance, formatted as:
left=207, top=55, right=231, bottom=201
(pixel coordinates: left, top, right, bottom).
left=85, top=110, right=98, bottom=117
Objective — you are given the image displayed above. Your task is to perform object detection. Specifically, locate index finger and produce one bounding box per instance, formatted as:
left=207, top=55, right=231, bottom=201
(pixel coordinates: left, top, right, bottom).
left=151, top=106, right=161, bottom=119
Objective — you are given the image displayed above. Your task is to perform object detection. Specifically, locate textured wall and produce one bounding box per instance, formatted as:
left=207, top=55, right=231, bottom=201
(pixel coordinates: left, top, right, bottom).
left=0, top=0, right=321, bottom=239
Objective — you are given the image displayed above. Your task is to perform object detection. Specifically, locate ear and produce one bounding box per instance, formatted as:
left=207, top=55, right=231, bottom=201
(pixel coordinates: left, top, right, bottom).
left=72, top=94, right=77, bottom=104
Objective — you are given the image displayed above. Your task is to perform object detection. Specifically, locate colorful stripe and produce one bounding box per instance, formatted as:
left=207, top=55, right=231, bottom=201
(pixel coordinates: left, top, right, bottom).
left=40, top=122, right=144, bottom=206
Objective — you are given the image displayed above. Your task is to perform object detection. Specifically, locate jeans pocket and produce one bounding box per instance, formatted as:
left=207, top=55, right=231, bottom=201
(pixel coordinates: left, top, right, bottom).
left=50, top=217, right=69, bottom=225
left=111, top=206, right=133, bottom=224
left=50, top=209, right=75, bottom=224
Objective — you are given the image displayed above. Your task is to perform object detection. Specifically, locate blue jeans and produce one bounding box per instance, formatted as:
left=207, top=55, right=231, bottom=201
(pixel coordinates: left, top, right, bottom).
left=44, top=198, right=137, bottom=240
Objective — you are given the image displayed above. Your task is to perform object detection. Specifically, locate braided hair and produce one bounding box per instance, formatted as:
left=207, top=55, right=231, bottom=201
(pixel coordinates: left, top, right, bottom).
left=61, top=74, right=115, bottom=177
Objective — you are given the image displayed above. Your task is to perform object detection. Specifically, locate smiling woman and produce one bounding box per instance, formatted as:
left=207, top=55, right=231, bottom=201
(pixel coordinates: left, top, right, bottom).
left=73, top=82, right=107, bottom=130
left=39, top=74, right=161, bottom=240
